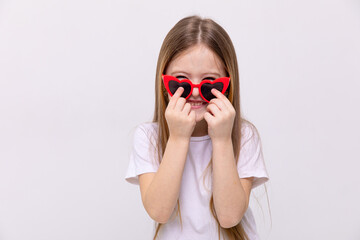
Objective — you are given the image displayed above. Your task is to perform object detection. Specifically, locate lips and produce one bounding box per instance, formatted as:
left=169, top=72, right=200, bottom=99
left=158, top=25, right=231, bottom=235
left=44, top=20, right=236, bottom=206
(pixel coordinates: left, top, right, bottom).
left=187, top=100, right=207, bottom=107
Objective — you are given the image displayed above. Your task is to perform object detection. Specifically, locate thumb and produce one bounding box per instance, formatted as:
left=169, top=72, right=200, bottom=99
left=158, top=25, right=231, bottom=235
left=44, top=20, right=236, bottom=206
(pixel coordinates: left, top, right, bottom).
left=203, top=112, right=212, bottom=124
left=189, top=110, right=196, bottom=121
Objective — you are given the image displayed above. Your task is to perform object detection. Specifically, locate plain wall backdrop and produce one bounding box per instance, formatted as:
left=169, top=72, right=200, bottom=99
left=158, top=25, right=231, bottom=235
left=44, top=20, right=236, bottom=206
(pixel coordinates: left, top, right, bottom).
left=0, top=0, right=360, bottom=239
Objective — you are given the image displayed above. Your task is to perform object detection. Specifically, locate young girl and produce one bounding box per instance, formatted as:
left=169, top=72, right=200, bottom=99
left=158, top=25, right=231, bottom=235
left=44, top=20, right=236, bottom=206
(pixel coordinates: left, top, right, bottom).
left=125, top=15, right=269, bottom=240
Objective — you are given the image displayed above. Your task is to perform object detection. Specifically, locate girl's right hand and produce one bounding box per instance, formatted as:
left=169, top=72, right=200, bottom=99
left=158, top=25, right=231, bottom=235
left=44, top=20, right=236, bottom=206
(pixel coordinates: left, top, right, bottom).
left=165, top=87, right=196, bottom=140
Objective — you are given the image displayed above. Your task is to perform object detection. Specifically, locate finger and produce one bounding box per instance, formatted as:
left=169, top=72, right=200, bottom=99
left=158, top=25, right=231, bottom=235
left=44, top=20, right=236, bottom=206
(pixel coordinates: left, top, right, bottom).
left=182, top=102, right=192, bottom=115
left=204, top=112, right=214, bottom=124
left=211, top=88, right=233, bottom=109
left=209, top=98, right=226, bottom=111
left=168, top=87, right=184, bottom=109
left=174, top=97, right=186, bottom=111
left=189, top=110, right=196, bottom=121
left=206, top=103, right=221, bottom=117
left=211, top=88, right=226, bottom=99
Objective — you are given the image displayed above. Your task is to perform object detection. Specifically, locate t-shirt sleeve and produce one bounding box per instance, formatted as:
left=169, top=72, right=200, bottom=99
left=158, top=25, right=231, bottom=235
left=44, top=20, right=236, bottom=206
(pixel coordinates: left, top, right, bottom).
left=237, top=124, right=269, bottom=189
left=125, top=124, right=160, bottom=185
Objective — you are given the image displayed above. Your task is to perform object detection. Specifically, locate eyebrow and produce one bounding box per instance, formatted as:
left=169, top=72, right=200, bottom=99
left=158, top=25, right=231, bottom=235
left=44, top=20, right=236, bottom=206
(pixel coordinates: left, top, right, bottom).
left=170, top=71, right=221, bottom=77
left=170, top=71, right=188, bottom=75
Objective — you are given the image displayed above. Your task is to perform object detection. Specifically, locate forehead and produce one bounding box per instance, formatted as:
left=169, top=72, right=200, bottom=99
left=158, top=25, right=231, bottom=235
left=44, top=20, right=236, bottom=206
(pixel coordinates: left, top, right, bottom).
left=166, top=44, right=226, bottom=76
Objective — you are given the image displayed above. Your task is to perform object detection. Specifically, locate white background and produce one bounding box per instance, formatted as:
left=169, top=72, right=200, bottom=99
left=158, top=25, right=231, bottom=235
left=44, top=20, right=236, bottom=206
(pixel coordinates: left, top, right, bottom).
left=1, top=0, right=360, bottom=239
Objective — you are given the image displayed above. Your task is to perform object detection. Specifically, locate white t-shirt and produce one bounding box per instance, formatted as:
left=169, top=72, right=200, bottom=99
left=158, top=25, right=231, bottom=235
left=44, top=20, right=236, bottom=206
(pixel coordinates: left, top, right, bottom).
left=125, top=121, right=269, bottom=240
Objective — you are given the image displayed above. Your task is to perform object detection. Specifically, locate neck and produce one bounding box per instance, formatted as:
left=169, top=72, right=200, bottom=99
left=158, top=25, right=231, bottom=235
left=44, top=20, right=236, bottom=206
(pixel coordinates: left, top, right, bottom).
left=191, top=119, right=208, bottom=137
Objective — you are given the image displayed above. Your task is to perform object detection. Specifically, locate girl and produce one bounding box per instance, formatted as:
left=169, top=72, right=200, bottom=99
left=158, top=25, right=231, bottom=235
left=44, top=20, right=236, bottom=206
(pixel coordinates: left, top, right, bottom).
left=125, top=15, right=269, bottom=240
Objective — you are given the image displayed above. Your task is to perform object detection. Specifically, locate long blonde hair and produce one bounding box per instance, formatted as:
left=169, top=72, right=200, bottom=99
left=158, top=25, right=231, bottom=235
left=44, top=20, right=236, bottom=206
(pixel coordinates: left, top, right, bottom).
left=152, top=15, right=266, bottom=240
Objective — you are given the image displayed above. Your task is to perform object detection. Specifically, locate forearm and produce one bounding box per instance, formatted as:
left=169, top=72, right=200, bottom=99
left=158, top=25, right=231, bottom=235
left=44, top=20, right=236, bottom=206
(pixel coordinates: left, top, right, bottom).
left=144, top=137, right=189, bottom=223
left=212, top=138, right=248, bottom=228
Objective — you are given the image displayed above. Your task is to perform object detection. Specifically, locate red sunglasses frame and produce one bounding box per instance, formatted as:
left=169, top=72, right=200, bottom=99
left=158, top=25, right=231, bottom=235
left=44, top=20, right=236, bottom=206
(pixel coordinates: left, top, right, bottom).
left=162, top=74, right=230, bottom=103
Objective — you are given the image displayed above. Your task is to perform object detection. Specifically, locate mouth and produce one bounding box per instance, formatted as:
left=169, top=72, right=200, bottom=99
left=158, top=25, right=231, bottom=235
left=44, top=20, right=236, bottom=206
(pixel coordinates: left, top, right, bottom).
left=187, top=100, right=207, bottom=109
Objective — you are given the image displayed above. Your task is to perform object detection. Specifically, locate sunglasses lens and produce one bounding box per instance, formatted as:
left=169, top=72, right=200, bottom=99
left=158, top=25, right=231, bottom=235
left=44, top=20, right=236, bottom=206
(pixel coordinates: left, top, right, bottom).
left=168, top=80, right=191, bottom=98
left=201, top=82, right=224, bottom=101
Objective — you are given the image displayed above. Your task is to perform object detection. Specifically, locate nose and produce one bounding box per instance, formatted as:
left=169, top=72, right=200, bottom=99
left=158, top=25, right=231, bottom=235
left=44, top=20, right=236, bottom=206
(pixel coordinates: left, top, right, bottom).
left=192, top=86, right=200, bottom=97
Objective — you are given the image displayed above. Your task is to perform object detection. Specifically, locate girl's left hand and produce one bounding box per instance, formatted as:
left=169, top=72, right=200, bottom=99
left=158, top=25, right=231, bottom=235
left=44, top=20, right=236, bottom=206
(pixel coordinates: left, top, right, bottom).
left=204, top=88, right=236, bottom=142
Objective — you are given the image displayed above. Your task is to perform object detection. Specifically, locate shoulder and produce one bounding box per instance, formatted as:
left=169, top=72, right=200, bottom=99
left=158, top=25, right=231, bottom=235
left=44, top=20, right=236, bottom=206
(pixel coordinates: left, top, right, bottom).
left=241, top=119, right=259, bottom=140
left=133, top=122, right=159, bottom=144
left=135, top=122, right=158, bottom=135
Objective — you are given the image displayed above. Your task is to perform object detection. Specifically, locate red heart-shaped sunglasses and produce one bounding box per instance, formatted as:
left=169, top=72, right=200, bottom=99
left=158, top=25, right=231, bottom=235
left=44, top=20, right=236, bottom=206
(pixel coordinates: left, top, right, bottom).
left=162, top=74, right=230, bottom=103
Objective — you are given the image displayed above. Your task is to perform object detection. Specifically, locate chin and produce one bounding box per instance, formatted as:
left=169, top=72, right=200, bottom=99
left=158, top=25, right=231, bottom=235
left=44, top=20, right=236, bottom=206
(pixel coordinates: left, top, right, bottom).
left=194, top=109, right=206, bottom=122
left=195, top=115, right=204, bottom=122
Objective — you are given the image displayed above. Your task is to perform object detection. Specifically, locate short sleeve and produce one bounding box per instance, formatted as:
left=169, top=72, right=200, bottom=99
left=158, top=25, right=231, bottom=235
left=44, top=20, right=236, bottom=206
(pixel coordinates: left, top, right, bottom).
left=125, top=123, right=160, bottom=185
left=237, top=123, right=269, bottom=189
